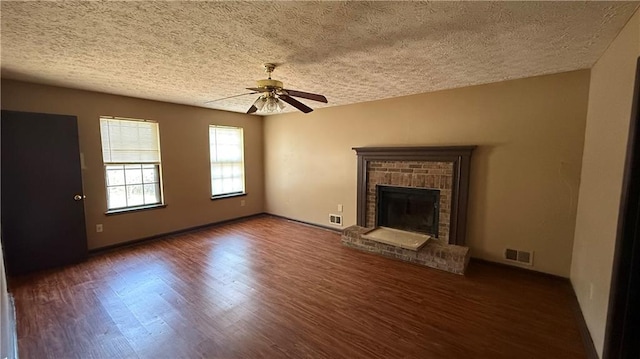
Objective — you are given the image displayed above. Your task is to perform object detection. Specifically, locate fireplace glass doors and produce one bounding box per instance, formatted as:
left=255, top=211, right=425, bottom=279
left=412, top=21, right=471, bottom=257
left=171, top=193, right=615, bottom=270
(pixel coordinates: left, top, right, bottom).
left=376, top=185, right=440, bottom=237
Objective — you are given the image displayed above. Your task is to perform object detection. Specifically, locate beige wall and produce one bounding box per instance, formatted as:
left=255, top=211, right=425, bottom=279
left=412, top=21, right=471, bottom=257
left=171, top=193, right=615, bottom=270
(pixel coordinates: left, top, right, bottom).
left=264, top=70, right=590, bottom=277
left=571, top=10, right=640, bottom=358
left=1, top=80, right=265, bottom=250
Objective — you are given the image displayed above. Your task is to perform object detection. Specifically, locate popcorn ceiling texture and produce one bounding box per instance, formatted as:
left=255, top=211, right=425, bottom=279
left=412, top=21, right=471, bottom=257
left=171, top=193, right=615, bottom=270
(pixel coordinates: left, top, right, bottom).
left=1, top=1, right=638, bottom=114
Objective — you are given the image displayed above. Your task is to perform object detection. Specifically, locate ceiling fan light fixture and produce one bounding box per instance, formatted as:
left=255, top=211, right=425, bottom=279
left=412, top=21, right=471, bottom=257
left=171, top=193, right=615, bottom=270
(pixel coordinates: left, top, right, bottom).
left=255, top=97, right=267, bottom=111
left=262, top=95, right=285, bottom=113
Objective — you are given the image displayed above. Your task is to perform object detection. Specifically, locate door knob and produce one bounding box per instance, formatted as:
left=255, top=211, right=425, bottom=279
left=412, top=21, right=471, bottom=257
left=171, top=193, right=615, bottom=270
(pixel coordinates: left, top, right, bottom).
left=74, top=194, right=84, bottom=201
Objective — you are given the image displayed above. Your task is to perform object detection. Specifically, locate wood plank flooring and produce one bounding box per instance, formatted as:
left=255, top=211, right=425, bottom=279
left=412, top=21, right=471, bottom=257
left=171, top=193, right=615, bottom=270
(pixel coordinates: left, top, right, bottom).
left=9, top=215, right=587, bottom=358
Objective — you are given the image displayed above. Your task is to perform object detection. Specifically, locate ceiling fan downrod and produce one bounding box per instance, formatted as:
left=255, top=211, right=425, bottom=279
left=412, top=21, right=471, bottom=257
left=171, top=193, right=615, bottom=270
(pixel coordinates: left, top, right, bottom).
left=264, top=63, right=276, bottom=79
left=257, top=63, right=283, bottom=90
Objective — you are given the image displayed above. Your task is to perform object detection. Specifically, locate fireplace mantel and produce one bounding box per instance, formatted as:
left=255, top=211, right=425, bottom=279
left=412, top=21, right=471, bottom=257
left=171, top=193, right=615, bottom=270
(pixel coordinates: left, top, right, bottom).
left=353, top=146, right=475, bottom=245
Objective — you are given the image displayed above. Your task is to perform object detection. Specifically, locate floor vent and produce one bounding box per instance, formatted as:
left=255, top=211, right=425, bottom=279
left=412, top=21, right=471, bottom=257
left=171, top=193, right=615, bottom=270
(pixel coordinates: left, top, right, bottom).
left=504, top=248, right=534, bottom=265
left=329, top=214, right=342, bottom=226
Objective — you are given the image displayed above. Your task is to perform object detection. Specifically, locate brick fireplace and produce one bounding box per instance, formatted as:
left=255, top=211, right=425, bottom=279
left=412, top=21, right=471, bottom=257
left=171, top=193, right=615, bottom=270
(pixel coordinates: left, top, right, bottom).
left=353, top=146, right=475, bottom=245
left=367, top=160, right=453, bottom=242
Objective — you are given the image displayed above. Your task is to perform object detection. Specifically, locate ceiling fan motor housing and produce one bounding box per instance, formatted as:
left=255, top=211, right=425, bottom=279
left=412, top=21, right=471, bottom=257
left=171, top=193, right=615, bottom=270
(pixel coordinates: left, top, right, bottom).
left=256, top=79, right=283, bottom=90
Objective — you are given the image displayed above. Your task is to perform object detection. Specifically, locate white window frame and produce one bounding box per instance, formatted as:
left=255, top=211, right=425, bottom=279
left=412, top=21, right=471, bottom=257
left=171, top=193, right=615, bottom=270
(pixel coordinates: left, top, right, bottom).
left=209, top=125, right=245, bottom=198
left=100, top=116, right=164, bottom=213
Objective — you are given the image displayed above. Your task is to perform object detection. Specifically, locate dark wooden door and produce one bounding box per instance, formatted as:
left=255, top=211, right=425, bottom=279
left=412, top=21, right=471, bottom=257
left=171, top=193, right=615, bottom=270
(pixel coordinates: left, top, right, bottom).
left=1, top=110, right=87, bottom=275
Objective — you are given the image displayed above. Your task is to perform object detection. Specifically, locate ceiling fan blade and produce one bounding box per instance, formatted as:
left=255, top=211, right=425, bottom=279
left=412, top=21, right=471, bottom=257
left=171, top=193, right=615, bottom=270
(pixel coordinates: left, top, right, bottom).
left=283, top=89, right=328, bottom=103
left=246, top=87, right=271, bottom=93
left=247, top=96, right=266, bottom=114
left=204, top=92, right=257, bottom=104
left=279, top=95, right=313, bottom=113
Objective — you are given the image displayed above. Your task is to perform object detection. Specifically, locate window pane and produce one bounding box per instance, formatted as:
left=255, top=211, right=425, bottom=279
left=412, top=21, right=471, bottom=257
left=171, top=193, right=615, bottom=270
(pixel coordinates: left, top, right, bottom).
left=232, top=178, right=243, bottom=192
left=143, top=183, right=160, bottom=205
left=222, top=178, right=233, bottom=193
left=125, top=166, right=143, bottom=185
left=232, top=164, right=241, bottom=177
left=211, top=164, right=223, bottom=180
left=106, top=166, right=125, bottom=186
left=126, top=184, right=144, bottom=207
left=222, top=164, right=233, bottom=178
left=212, top=179, right=223, bottom=195
left=107, top=186, right=127, bottom=209
left=142, top=167, right=158, bottom=183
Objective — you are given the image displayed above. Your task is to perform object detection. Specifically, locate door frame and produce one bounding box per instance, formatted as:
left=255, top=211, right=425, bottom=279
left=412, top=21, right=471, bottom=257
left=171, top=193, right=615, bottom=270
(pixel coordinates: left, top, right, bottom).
left=603, top=57, right=640, bottom=358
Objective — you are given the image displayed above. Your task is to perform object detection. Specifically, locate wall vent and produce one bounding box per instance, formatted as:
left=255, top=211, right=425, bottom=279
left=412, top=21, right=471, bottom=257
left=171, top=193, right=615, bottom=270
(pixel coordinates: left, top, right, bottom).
left=329, top=214, right=342, bottom=226
left=505, top=248, right=518, bottom=261
left=504, top=248, right=534, bottom=265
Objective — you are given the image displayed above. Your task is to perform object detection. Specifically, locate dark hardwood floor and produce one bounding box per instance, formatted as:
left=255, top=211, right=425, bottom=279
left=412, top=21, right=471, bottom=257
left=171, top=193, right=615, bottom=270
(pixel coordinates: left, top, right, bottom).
left=9, top=215, right=587, bottom=358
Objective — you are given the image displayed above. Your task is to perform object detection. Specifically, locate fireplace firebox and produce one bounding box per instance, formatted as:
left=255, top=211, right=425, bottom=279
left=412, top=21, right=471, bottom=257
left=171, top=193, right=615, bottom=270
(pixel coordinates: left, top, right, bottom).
left=376, top=185, right=440, bottom=237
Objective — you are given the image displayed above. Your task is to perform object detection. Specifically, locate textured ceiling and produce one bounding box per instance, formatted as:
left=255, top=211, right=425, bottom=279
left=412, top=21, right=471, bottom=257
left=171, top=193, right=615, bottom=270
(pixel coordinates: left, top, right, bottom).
left=1, top=1, right=639, bottom=115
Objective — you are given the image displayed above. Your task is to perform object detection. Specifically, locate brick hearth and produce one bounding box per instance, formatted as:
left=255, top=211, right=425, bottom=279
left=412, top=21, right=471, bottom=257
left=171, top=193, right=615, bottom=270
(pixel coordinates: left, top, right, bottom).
left=341, top=225, right=471, bottom=275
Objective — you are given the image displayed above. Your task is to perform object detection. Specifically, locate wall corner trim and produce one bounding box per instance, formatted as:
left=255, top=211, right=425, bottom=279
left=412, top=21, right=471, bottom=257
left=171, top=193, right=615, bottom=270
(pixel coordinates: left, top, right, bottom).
left=570, top=287, right=600, bottom=359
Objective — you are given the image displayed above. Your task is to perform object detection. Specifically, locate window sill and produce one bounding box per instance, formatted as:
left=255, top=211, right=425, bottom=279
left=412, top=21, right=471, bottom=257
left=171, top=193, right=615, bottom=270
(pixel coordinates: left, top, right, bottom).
left=211, top=192, right=247, bottom=201
left=105, top=204, right=167, bottom=216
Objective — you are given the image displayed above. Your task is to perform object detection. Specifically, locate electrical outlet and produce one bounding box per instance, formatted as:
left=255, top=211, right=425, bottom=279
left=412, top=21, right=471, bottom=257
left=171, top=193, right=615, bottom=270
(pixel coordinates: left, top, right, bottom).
left=337, top=204, right=343, bottom=213
left=96, top=224, right=103, bottom=233
left=240, top=199, right=246, bottom=207
left=589, top=283, right=594, bottom=300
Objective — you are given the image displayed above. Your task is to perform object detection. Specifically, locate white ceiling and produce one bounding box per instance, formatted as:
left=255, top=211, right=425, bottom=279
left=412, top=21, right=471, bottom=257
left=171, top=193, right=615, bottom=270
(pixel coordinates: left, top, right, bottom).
left=1, top=1, right=638, bottom=115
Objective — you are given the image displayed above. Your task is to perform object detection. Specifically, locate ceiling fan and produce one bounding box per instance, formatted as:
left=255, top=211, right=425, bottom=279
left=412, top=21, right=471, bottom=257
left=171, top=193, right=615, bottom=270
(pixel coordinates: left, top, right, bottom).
left=207, top=63, right=328, bottom=114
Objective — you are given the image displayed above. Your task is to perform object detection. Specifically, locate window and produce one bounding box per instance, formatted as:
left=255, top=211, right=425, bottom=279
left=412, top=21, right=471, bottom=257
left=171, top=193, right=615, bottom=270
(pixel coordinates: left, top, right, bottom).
left=209, top=125, right=245, bottom=197
left=100, top=117, right=163, bottom=212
